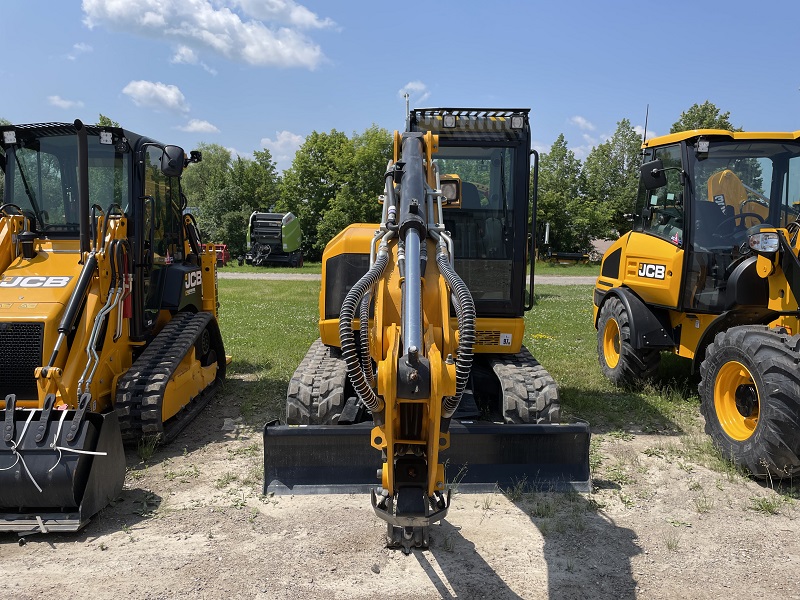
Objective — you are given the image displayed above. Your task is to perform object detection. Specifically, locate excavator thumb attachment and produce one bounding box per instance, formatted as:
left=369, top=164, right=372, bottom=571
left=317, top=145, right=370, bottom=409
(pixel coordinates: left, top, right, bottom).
left=0, top=395, right=126, bottom=533
left=263, top=420, right=591, bottom=495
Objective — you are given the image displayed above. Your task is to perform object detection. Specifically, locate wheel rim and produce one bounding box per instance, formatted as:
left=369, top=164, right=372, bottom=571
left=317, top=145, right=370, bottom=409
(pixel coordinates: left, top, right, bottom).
left=714, top=361, right=759, bottom=441
left=603, top=317, right=621, bottom=369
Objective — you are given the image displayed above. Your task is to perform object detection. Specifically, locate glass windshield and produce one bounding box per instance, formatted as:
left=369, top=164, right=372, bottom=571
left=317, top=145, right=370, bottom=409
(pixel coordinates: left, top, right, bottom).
left=434, top=145, right=515, bottom=304
left=689, top=140, right=800, bottom=243
left=4, top=132, right=129, bottom=235
left=685, top=139, right=800, bottom=311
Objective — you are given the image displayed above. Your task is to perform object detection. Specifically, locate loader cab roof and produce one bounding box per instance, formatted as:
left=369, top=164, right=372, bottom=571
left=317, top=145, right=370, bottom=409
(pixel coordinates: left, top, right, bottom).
left=408, top=108, right=530, bottom=143
left=643, top=129, right=800, bottom=148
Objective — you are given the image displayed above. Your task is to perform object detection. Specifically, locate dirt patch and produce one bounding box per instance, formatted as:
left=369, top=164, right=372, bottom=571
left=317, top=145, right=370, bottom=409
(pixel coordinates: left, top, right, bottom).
left=2, top=378, right=798, bottom=600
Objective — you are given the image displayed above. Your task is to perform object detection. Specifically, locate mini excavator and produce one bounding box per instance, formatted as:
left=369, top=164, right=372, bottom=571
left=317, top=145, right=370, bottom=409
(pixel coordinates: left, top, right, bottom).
left=264, top=109, right=590, bottom=552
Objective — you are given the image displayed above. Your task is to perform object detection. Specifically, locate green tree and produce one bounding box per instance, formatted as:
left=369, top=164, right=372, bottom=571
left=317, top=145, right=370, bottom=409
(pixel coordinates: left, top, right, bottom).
left=279, top=127, right=390, bottom=259
left=96, top=114, right=120, bottom=127
left=181, top=143, right=232, bottom=244
left=251, top=149, right=282, bottom=209
left=581, top=119, right=643, bottom=235
left=535, top=134, right=598, bottom=253
left=278, top=129, right=352, bottom=259
left=670, top=101, right=739, bottom=133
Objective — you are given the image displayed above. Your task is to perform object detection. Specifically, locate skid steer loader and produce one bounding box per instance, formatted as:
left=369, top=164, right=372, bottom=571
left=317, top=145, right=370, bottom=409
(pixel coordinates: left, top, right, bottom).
left=0, top=120, right=226, bottom=533
left=594, top=128, right=800, bottom=478
left=264, top=108, right=590, bottom=552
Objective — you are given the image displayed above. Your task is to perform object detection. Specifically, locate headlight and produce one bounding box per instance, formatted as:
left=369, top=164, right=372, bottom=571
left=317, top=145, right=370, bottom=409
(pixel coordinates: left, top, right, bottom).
left=749, top=231, right=780, bottom=253
left=441, top=182, right=458, bottom=203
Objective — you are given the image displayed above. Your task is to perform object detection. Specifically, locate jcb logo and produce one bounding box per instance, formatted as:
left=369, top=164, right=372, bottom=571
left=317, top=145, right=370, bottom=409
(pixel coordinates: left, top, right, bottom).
left=0, top=276, right=72, bottom=288
left=637, top=263, right=666, bottom=280
left=185, top=271, right=202, bottom=289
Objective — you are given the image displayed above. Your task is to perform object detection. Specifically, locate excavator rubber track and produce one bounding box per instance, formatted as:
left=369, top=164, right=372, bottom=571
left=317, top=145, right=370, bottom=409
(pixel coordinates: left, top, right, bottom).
left=490, top=345, right=561, bottom=424
left=116, top=311, right=225, bottom=444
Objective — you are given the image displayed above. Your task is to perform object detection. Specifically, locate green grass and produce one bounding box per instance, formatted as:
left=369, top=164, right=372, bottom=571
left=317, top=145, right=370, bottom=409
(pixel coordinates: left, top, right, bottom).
left=533, top=261, right=601, bottom=277
left=219, top=261, right=322, bottom=274
left=218, top=279, right=321, bottom=421
left=524, top=284, right=697, bottom=433
left=221, top=260, right=598, bottom=277
left=218, top=279, right=701, bottom=438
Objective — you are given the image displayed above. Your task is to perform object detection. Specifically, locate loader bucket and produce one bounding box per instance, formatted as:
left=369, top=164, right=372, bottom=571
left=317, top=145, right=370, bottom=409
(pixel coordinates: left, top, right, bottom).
left=0, top=403, right=126, bottom=533
left=263, top=420, right=591, bottom=495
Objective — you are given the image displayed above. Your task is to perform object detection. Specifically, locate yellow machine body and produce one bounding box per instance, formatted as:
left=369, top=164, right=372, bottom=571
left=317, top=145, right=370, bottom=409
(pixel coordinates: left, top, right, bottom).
left=265, top=109, right=590, bottom=553
left=0, top=120, right=225, bottom=532
left=594, top=129, right=800, bottom=478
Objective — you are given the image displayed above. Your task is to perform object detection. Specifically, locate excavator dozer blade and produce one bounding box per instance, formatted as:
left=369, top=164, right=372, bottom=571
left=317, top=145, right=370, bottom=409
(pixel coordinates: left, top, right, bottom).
left=0, top=407, right=126, bottom=534
left=263, top=420, right=591, bottom=495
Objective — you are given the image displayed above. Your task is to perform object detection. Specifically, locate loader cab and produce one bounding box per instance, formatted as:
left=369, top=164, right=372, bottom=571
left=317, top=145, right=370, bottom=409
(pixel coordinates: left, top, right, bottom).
left=0, top=122, right=198, bottom=340
left=411, top=109, right=532, bottom=318
left=1, top=123, right=132, bottom=235
left=633, top=131, right=800, bottom=313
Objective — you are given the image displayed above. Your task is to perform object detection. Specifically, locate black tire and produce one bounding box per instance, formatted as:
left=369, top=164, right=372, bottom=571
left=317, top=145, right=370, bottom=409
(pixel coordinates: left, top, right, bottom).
left=492, top=345, right=560, bottom=424
left=699, top=326, right=800, bottom=478
left=286, top=339, right=347, bottom=425
left=597, top=296, right=660, bottom=387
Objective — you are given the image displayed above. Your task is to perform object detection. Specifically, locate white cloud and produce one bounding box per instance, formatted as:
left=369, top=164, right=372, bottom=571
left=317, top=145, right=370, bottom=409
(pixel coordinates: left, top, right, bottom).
left=67, top=42, right=93, bottom=60
left=48, top=95, right=85, bottom=109
left=172, top=44, right=217, bottom=75
left=82, top=0, right=327, bottom=69
left=261, top=130, right=303, bottom=170
left=569, top=115, right=595, bottom=131
left=178, top=119, right=220, bottom=133
left=398, top=81, right=430, bottom=104
left=122, top=80, right=189, bottom=113
left=231, top=0, right=335, bottom=29
left=634, top=125, right=657, bottom=141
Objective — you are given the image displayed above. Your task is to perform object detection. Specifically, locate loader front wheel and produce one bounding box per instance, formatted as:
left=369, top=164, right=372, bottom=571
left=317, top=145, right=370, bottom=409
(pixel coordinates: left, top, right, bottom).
left=597, top=296, right=660, bottom=387
left=699, top=326, right=800, bottom=478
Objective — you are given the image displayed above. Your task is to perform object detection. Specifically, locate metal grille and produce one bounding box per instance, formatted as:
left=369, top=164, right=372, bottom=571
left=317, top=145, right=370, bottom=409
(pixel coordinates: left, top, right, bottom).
left=475, top=330, right=501, bottom=346
left=0, top=322, right=43, bottom=399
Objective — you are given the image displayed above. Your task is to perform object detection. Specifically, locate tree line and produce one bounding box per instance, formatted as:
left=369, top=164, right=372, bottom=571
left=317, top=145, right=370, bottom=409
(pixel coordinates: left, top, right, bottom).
left=536, top=101, right=738, bottom=253
left=0, top=102, right=738, bottom=258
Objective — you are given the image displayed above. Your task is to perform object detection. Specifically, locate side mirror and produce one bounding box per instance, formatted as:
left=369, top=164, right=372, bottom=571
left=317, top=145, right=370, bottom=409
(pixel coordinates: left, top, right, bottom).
left=640, top=159, right=668, bottom=190
left=161, top=145, right=186, bottom=178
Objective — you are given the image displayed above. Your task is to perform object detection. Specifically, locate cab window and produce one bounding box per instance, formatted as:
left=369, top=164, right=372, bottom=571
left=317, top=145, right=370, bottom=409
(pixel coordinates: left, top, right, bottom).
left=637, top=144, right=683, bottom=246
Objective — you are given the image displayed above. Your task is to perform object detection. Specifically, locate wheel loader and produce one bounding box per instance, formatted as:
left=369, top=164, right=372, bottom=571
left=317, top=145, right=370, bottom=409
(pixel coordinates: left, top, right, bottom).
left=594, top=128, right=800, bottom=477
left=263, top=108, right=590, bottom=552
left=0, top=120, right=226, bottom=533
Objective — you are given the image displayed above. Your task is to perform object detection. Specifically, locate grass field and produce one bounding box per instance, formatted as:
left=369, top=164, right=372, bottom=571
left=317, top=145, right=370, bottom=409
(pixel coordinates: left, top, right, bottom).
left=218, top=279, right=700, bottom=436
left=220, top=260, right=601, bottom=277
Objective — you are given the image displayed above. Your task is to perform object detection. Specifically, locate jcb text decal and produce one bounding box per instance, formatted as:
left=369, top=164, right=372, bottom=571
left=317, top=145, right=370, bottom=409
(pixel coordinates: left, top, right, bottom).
left=0, top=276, right=73, bottom=288
left=637, top=263, right=666, bottom=280
left=185, top=271, right=202, bottom=295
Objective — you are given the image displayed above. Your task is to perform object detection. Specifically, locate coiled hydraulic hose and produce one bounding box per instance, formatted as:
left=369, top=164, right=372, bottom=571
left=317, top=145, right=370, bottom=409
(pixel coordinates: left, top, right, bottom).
left=359, top=292, right=374, bottom=387
left=340, top=240, right=390, bottom=414
left=437, top=243, right=476, bottom=419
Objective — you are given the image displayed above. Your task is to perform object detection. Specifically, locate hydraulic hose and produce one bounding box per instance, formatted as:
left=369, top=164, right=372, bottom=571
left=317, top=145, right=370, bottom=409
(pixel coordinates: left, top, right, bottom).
left=340, top=241, right=390, bottom=414
left=359, top=292, right=374, bottom=387
left=437, top=244, right=476, bottom=419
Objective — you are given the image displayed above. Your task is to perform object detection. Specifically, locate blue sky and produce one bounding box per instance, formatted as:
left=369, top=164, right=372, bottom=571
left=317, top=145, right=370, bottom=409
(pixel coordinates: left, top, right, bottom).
left=3, top=1, right=799, bottom=171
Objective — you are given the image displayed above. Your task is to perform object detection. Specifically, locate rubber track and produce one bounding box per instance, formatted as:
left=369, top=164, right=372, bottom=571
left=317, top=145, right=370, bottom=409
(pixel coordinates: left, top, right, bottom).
left=490, top=345, right=561, bottom=424
left=116, top=312, right=223, bottom=444
left=286, top=339, right=347, bottom=425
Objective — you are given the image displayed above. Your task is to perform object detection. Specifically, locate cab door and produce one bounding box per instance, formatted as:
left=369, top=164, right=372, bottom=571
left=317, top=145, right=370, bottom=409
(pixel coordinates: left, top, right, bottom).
left=623, top=144, right=685, bottom=309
